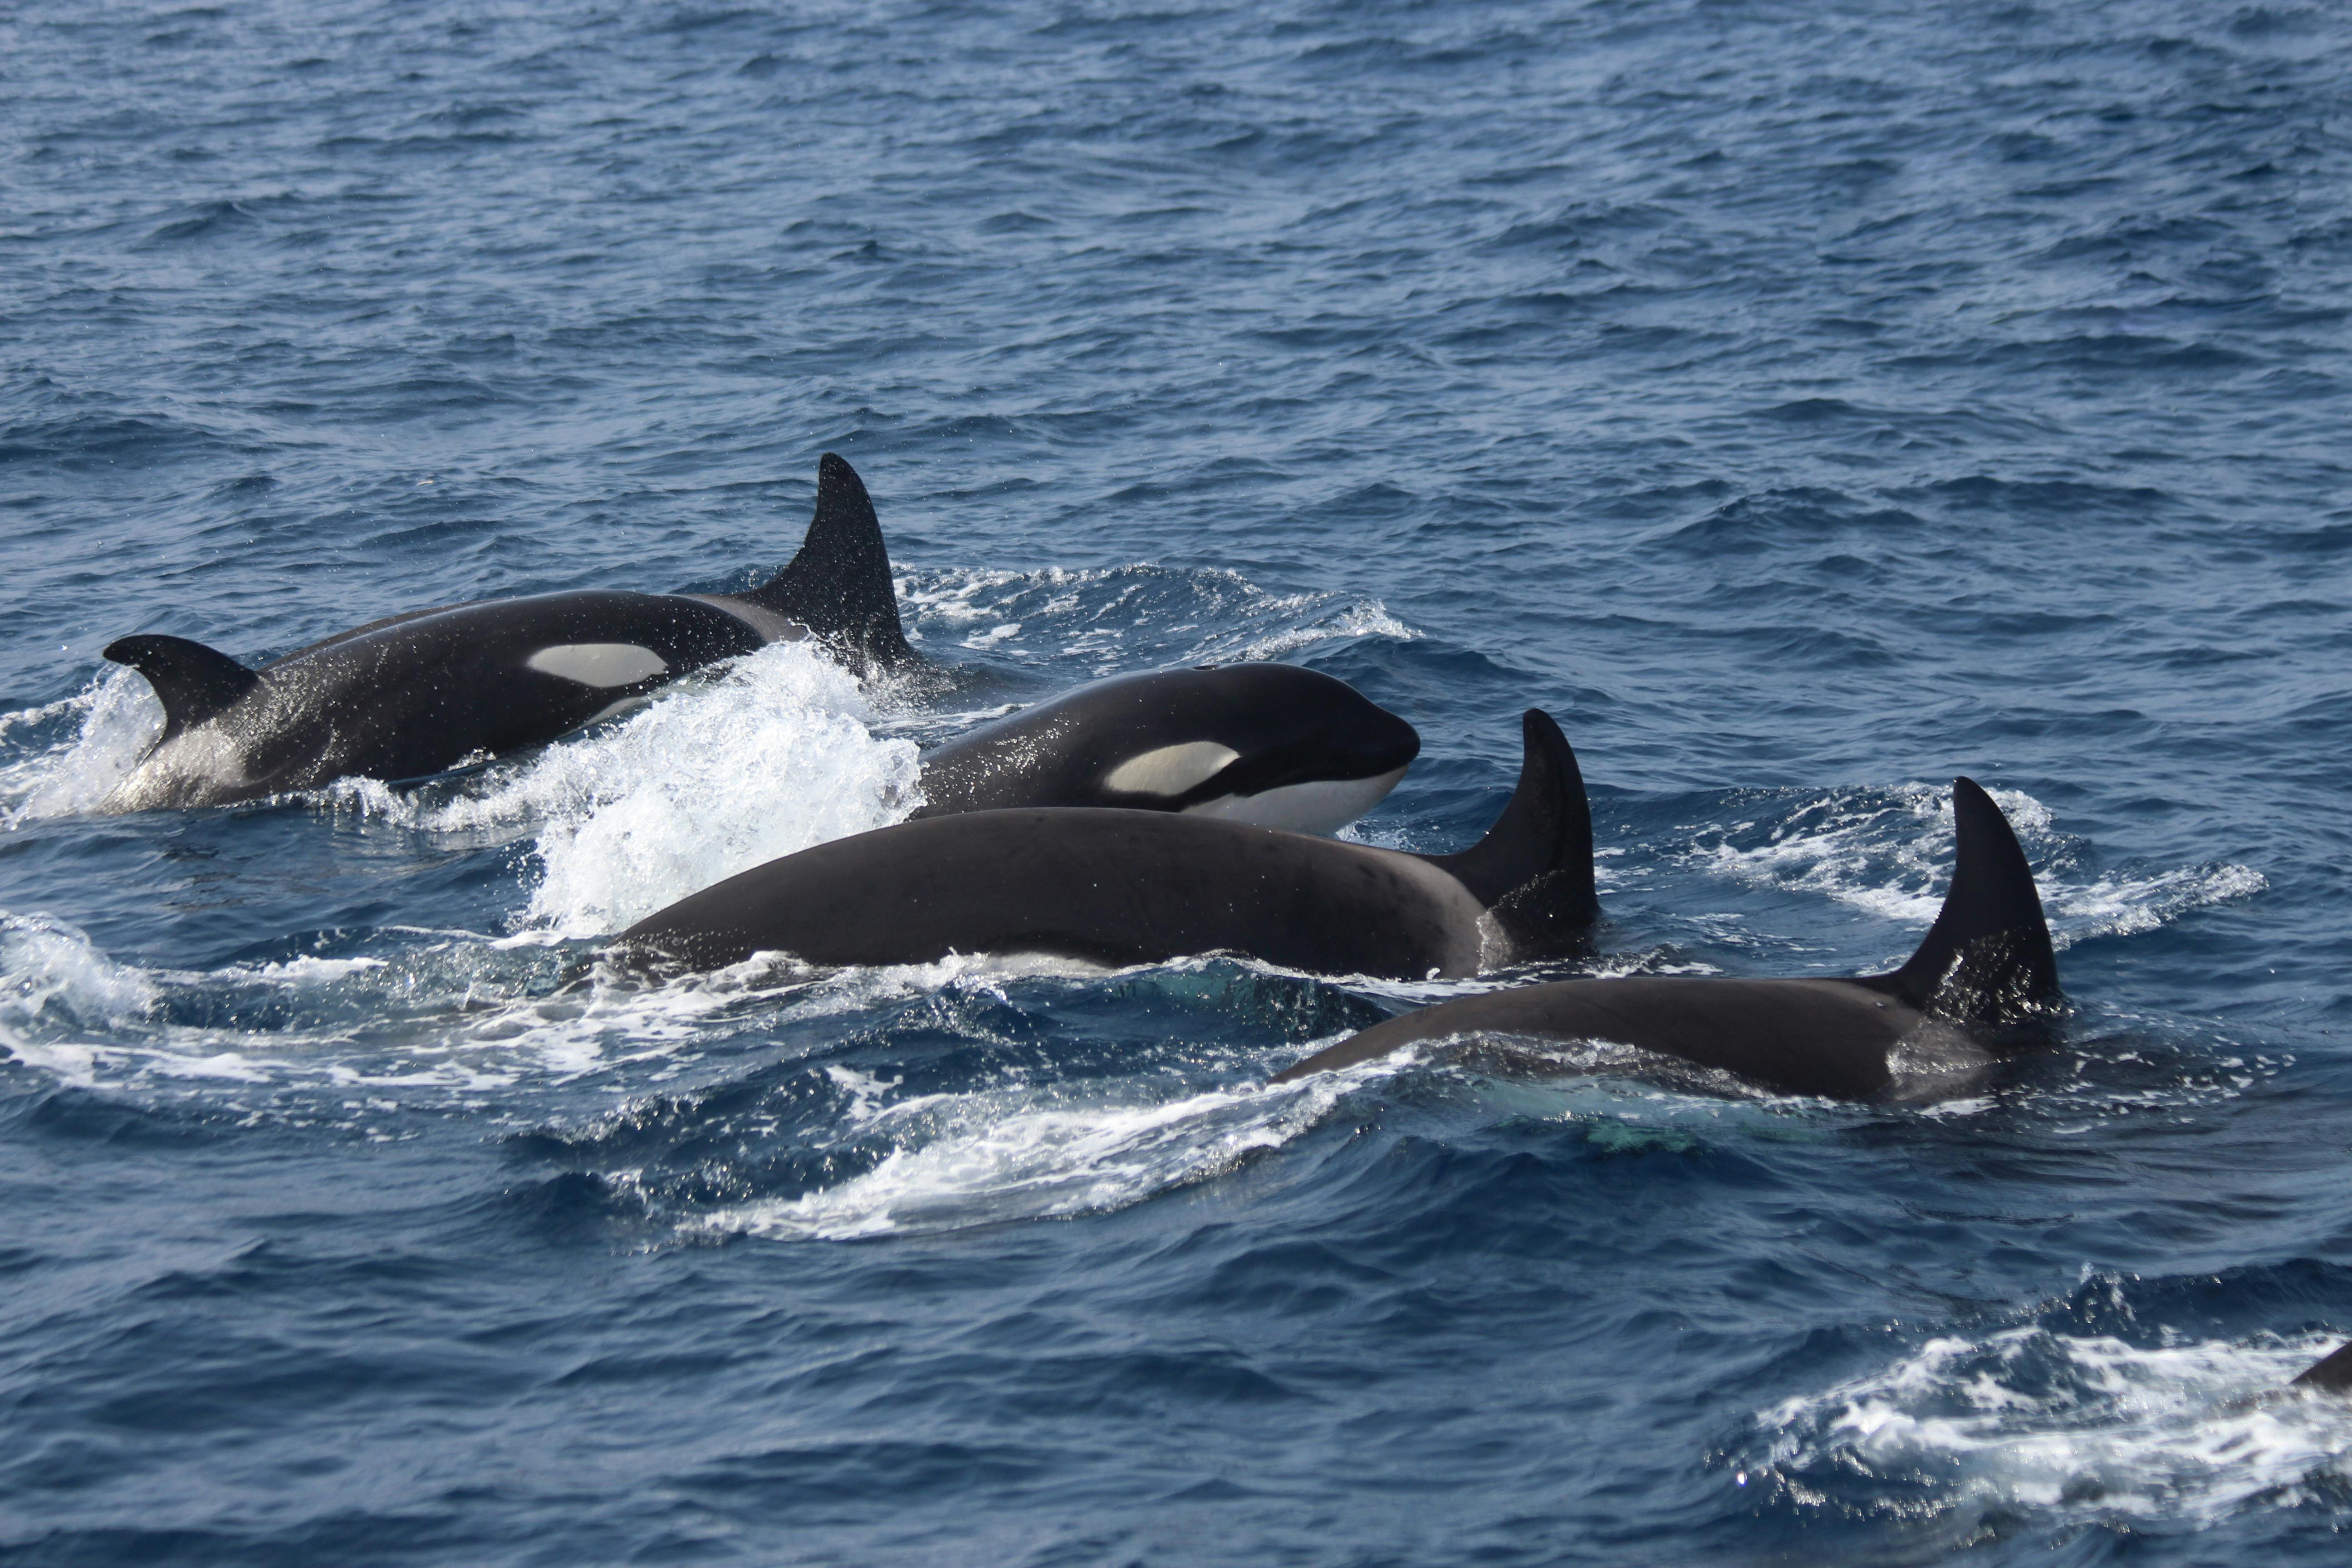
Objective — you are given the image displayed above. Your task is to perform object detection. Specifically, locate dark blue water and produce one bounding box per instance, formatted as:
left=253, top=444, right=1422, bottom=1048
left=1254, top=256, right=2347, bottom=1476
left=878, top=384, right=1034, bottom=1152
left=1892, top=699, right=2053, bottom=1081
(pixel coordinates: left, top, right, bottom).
left=6, top=1, right=2351, bottom=1561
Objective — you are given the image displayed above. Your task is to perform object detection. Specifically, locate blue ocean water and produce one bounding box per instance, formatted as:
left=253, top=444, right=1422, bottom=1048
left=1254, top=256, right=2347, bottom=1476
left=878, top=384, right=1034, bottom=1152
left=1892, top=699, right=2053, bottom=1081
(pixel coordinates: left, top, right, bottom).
left=5, top=0, right=2351, bottom=1561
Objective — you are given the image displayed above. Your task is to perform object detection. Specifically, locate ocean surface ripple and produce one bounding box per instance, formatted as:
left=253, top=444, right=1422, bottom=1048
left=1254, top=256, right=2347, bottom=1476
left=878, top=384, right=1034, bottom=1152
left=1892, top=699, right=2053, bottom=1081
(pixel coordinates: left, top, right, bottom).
left=4, top=3, right=2350, bottom=1563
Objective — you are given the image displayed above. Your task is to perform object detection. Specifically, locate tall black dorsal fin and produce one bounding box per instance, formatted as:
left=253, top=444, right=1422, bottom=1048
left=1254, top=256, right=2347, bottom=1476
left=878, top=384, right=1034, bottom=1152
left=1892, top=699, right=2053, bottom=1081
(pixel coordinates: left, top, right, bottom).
left=1421, top=709, right=1597, bottom=957
left=1872, top=777, right=2059, bottom=1025
left=103, top=634, right=260, bottom=740
left=740, top=453, right=916, bottom=671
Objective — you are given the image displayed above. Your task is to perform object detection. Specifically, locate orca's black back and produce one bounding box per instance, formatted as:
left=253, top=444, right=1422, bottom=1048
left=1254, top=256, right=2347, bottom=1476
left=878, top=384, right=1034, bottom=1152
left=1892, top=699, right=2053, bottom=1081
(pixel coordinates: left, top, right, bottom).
left=1272, top=977, right=1912, bottom=1098
left=240, top=591, right=764, bottom=790
left=618, top=808, right=1488, bottom=980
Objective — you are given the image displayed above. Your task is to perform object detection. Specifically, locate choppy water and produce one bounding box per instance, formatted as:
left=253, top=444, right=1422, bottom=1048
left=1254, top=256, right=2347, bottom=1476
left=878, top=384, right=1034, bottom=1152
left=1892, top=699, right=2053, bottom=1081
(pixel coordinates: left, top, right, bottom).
left=5, top=2, right=2350, bottom=1563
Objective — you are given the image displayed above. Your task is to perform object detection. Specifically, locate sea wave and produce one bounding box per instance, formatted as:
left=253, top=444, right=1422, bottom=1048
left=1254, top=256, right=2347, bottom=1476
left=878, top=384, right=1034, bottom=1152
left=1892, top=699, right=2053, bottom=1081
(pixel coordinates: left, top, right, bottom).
left=1744, top=1324, right=2352, bottom=1530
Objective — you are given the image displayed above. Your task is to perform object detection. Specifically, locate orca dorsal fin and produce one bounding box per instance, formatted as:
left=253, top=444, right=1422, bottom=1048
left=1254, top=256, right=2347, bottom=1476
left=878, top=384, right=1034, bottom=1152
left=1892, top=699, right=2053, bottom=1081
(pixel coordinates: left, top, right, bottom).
left=1422, top=709, right=1598, bottom=958
left=739, top=453, right=916, bottom=671
left=103, top=634, right=261, bottom=740
left=1871, top=777, right=2059, bottom=1026
left=2294, top=1341, right=2352, bottom=1394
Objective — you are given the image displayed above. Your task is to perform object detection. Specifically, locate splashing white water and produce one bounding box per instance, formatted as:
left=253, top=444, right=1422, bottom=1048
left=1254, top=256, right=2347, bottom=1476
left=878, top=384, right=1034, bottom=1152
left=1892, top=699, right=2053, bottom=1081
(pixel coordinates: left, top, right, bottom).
left=1691, top=784, right=2263, bottom=951
left=0, top=911, right=306, bottom=1088
left=334, top=641, right=922, bottom=934
left=696, top=1067, right=1354, bottom=1240
left=0, top=908, right=1175, bottom=1099
left=0, top=911, right=162, bottom=1034
left=0, top=906, right=857, bottom=1096
left=0, top=671, right=165, bottom=823
left=1750, top=1327, right=2352, bottom=1527
left=2049, top=863, right=2270, bottom=943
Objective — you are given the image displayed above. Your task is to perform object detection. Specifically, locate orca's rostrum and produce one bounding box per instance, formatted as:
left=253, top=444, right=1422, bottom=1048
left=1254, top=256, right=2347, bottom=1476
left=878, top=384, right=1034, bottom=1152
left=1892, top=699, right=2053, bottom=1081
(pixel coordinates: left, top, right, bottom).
left=1274, top=777, right=2062, bottom=1099
left=616, top=710, right=1597, bottom=980
left=100, top=453, right=914, bottom=811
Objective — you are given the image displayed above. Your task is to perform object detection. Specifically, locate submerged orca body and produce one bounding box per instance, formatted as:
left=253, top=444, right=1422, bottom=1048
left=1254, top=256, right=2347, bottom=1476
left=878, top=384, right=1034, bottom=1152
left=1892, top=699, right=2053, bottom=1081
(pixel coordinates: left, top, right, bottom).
left=915, top=664, right=1421, bottom=834
left=101, top=454, right=914, bottom=811
left=617, top=710, right=1596, bottom=979
left=1274, top=778, right=2061, bottom=1099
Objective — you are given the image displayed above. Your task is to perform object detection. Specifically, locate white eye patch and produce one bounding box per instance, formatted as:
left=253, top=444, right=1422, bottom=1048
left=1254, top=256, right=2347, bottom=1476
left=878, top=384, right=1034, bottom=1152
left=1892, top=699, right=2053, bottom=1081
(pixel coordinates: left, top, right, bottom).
left=525, top=643, right=670, bottom=688
left=1102, top=741, right=1240, bottom=797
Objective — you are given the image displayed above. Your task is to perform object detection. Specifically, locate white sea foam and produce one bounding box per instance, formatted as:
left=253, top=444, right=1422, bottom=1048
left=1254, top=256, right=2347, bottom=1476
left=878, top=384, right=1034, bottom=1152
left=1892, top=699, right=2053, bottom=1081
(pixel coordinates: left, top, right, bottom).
left=1690, top=784, right=2264, bottom=952
left=0, top=901, right=1167, bottom=1099
left=1692, top=783, right=2041, bottom=925
left=0, top=671, right=165, bottom=823
left=0, top=912, right=294, bottom=1089
left=2048, top=862, right=2270, bottom=943
left=0, top=912, right=163, bottom=1034
left=332, top=640, right=922, bottom=934
left=697, top=1067, right=1354, bottom=1240
left=1750, top=1327, right=2352, bottom=1527
left=0, top=908, right=821, bottom=1095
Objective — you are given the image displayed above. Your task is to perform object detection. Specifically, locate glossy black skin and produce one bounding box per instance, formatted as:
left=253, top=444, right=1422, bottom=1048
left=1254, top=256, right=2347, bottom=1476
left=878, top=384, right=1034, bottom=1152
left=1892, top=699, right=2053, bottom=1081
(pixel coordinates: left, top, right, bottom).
left=1274, top=776, right=2062, bottom=1102
left=109, top=593, right=774, bottom=808
left=619, top=807, right=1491, bottom=978
left=913, top=664, right=1421, bottom=817
left=617, top=710, right=1596, bottom=979
left=1270, top=976, right=1956, bottom=1097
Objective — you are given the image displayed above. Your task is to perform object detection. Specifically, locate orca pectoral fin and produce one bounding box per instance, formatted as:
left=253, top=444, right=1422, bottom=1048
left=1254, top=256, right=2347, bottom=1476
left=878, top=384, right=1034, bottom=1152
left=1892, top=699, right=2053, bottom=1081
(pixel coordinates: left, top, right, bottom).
left=740, top=452, right=916, bottom=671
left=1868, top=777, right=2059, bottom=1028
left=1422, top=709, right=1597, bottom=957
left=103, top=634, right=260, bottom=739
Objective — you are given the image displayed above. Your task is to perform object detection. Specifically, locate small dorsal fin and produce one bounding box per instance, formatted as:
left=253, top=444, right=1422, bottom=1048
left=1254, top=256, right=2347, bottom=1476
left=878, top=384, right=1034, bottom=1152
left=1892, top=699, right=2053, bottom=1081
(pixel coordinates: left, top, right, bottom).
left=103, top=634, right=260, bottom=739
left=2294, top=1341, right=2352, bottom=1393
left=1422, top=709, right=1597, bottom=957
left=739, top=453, right=916, bottom=671
left=1871, top=777, right=2059, bottom=1025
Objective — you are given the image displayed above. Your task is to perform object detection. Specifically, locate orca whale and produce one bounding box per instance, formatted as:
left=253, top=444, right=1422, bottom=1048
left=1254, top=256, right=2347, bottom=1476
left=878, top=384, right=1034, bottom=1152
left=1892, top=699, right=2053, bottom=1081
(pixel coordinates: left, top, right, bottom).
left=1272, top=777, right=2060, bottom=1098
left=615, top=709, right=1597, bottom=979
left=99, top=454, right=915, bottom=811
left=914, top=664, right=1421, bottom=833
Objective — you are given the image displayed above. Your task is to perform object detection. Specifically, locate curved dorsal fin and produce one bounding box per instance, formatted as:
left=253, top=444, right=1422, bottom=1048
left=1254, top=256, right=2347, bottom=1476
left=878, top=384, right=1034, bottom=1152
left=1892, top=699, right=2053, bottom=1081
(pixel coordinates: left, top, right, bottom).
left=1421, top=709, right=1597, bottom=957
left=103, top=634, right=260, bottom=740
left=1870, top=777, right=2059, bottom=1025
left=739, top=453, right=916, bottom=671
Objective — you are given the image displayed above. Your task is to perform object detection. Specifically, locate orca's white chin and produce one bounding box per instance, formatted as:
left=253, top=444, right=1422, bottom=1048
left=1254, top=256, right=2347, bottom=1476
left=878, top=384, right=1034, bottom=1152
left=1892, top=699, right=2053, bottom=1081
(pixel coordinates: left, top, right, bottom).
left=1181, top=764, right=1410, bottom=836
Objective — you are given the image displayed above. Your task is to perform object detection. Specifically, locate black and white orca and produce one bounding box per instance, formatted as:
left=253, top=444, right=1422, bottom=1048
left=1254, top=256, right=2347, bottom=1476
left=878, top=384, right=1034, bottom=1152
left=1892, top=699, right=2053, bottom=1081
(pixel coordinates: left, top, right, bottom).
left=100, top=454, right=914, bottom=811
left=914, top=664, right=1421, bottom=834
left=616, top=710, right=1597, bottom=979
left=1273, top=777, right=2061, bottom=1098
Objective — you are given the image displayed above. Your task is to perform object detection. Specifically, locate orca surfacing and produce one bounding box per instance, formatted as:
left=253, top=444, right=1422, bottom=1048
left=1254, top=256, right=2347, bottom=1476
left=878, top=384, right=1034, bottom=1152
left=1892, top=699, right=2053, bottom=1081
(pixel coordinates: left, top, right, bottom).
left=914, top=664, right=1421, bottom=833
left=100, top=453, right=913, bottom=811
left=616, top=710, right=1596, bottom=980
left=1273, top=777, right=2062, bottom=1099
